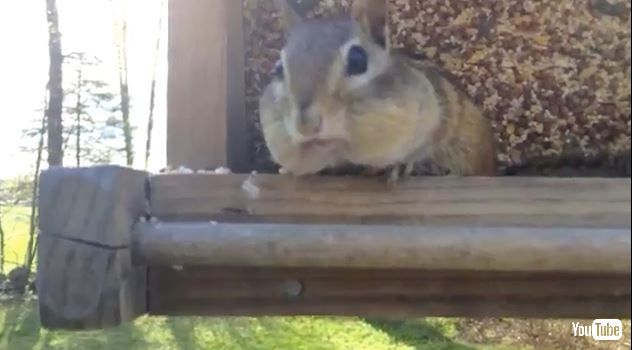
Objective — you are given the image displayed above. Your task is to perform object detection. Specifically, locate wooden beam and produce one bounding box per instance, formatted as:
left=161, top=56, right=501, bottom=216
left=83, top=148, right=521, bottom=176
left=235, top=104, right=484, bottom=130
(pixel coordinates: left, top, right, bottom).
left=148, top=174, right=631, bottom=228
left=37, top=166, right=149, bottom=330
left=133, top=222, right=631, bottom=273
left=141, top=174, right=630, bottom=319
left=147, top=266, right=631, bottom=319
left=167, top=0, right=248, bottom=172
left=35, top=167, right=631, bottom=325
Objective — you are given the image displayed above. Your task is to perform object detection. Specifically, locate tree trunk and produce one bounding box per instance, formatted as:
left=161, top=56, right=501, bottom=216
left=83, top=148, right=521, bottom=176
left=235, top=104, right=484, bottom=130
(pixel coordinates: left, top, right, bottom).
left=0, top=215, right=5, bottom=272
left=120, top=75, right=133, bottom=166
left=75, top=66, right=83, bottom=167
left=144, top=0, right=164, bottom=170
left=25, top=107, right=47, bottom=271
left=115, top=1, right=134, bottom=166
left=45, top=0, right=64, bottom=167
left=144, top=77, right=156, bottom=170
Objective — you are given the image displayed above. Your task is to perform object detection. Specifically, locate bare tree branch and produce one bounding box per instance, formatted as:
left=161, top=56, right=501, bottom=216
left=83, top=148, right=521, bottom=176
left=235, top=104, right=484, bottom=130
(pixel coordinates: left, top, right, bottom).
left=144, top=0, right=165, bottom=170
left=113, top=0, right=134, bottom=166
left=25, top=97, right=47, bottom=272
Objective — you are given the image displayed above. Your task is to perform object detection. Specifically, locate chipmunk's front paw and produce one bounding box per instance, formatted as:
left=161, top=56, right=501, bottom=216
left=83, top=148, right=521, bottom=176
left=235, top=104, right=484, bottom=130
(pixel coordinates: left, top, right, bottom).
left=386, top=167, right=400, bottom=186
left=385, top=163, right=411, bottom=187
left=404, top=162, right=416, bottom=177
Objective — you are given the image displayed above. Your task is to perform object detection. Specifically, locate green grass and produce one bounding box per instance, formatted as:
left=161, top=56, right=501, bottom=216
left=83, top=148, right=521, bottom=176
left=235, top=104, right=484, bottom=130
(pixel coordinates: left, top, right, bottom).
left=0, top=301, right=527, bottom=350
left=0, top=206, right=31, bottom=273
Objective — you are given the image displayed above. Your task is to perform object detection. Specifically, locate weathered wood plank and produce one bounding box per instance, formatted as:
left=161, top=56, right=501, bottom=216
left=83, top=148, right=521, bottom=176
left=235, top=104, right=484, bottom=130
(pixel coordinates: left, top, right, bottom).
left=133, top=222, right=631, bottom=272
left=148, top=174, right=631, bottom=228
left=224, top=0, right=248, bottom=172
left=37, top=236, right=146, bottom=330
left=148, top=266, right=631, bottom=319
left=167, top=0, right=249, bottom=172
left=150, top=267, right=630, bottom=299
left=37, top=165, right=148, bottom=330
left=38, top=165, right=148, bottom=246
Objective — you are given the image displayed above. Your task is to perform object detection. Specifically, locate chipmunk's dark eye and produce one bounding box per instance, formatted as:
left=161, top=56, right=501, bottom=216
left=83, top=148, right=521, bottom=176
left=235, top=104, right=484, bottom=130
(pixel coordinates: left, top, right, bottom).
left=274, top=59, right=284, bottom=79
left=346, top=45, right=368, bottom=76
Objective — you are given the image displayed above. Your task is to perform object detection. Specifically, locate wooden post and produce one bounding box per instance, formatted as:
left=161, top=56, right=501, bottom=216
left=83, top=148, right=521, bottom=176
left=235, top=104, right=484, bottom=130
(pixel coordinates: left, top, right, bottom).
left=167, top=0, right=248, bottom=172
left=37, top=166, right=148, bottom=330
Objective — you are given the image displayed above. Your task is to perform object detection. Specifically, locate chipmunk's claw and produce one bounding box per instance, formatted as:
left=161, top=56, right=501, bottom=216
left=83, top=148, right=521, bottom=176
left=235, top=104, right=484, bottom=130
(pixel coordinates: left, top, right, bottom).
left=404, top=162, right=416, bottom=177
left=385, top=163, right=413, bottom=187
left=386, top=167, right=400, bottom=186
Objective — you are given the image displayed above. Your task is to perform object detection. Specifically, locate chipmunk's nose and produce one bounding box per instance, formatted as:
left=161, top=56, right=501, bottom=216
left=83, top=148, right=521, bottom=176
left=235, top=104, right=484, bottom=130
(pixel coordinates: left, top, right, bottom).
left=297, top=114, right=322, bottom=137
left=296, top=103, right=322, bottom=137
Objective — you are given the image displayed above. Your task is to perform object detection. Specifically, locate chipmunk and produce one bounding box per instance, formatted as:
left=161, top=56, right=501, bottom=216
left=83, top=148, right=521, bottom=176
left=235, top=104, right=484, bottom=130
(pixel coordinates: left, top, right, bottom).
left=259, top=0, right=497, bottom=181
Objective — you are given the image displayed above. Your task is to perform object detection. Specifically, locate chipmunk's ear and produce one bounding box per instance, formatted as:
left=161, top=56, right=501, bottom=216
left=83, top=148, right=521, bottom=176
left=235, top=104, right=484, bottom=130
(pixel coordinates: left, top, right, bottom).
left=276, top=0, right=305, bottom=34
left=351, top=0, right=389, bottom=48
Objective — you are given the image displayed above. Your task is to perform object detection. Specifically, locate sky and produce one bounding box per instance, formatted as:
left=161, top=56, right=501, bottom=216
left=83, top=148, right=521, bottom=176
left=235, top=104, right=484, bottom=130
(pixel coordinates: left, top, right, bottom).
left=0, top=0, right=168, bottom=179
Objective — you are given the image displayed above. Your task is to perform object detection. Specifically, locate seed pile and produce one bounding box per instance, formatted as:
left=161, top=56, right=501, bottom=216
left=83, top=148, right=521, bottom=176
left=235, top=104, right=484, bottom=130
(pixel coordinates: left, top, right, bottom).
left=243, top=0, right=631, bottom=174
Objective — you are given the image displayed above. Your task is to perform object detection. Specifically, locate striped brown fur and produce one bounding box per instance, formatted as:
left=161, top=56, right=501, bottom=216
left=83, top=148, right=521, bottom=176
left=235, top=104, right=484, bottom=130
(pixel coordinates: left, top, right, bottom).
left=259, top=0, right=497, bottom=179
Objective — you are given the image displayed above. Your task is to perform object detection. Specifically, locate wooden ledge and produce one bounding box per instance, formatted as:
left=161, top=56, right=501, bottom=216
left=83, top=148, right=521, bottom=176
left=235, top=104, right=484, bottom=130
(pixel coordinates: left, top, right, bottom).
left=149, top=173, right=631, bottom=229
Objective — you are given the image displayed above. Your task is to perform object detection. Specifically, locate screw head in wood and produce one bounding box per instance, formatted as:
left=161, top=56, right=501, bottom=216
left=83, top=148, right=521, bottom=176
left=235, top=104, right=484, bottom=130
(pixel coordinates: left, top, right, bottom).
left=282, top=279, right=303, bottom=299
